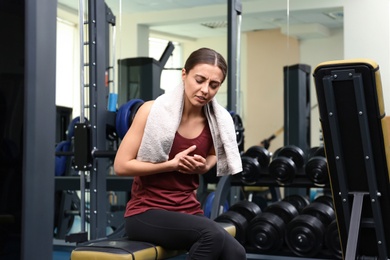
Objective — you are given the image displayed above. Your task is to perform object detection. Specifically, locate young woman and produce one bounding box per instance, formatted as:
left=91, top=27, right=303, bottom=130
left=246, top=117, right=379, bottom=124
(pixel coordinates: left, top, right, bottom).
left=114, top=47, right=246, bottom=260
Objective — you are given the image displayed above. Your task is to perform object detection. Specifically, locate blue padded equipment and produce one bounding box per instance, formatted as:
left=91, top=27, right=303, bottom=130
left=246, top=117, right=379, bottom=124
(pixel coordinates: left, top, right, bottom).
left=203, top=191, right=229, bottom=218
left=55, top=140, right=71, bottom=176
left=116, top=99, right=144, bottom=140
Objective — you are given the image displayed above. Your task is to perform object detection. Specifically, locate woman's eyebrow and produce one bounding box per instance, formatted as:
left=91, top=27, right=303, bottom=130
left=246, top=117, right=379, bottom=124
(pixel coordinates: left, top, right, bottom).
left=195, top=74, right=221, bottom=85
left=194, top=73, right=207, bottom=79
left=210, top=79, right=221, bottom=86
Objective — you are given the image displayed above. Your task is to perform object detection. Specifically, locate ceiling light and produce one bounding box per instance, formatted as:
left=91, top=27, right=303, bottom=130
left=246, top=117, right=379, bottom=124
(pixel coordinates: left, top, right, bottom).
left=200, top=21, right=228, bottom=29
left=324, top=11, right=344, bottom=20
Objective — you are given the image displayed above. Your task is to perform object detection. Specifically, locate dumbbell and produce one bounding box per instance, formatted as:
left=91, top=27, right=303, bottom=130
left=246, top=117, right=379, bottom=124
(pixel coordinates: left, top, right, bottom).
left=230, top=111, right=245, bottom=154
left=268, top=145, right=305, bottom=185
left=325, top=219, right=342, bottom=259
left=313, top=194, right=334, bottom=208
left=312, top=195, right=341, bottom=259
left=282, top=194, right=310, bottom=213
left=305, top=146, right=329, bottom=186
left=215, top=200, right=262, bottom=245
left=285, top=195, right=336, bottom=257
left=245, top=196, right=306, bottom=253
left=239, top=145, right=271, bottom=185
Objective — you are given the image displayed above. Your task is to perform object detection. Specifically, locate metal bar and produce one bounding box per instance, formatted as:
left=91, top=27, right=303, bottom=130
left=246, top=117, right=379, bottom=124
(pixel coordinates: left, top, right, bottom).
left=111, top=25, right=116, bottom=93
left=87, top=0, right=98, bottom=239
left=56, top=150, right=116, bottom=158
left=78, top=0, right=88, bottom=235
left=353, top=73, right=388, bottom=259
left=235, top=13, right=242, bottom=115
left=345, top=192, right=365, bottom=260
left=79, top=0, right=85, bottom=124
left=23, top=0, right=57, bottom=258
left=210, top=175, right=232, bottom=220
left=80, top=171, right=86, bottom=233
left=322, top=75, right=351, bottom=229
left=227, top=0, right=242, bottom=113
left=87, top=0, right=111, bottom=239
left=55, top=176, right=133, bottom=191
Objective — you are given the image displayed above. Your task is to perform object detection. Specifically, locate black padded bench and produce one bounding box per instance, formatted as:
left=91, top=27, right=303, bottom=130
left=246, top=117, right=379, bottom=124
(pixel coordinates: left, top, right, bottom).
left=70, top=222, right=236, bottom=260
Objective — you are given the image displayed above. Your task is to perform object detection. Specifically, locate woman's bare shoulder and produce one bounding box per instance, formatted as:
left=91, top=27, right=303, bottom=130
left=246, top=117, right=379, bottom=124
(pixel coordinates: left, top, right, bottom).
left=139, top=100, right=154, bottom=112
left=143, top=100, right=155, bottom=107
left=133, top=100, right=154, bottom=119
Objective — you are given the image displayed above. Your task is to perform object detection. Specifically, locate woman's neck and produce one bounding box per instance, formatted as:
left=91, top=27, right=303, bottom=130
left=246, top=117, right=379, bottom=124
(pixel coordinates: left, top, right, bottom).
left=182, top=97, right=205, bottom=120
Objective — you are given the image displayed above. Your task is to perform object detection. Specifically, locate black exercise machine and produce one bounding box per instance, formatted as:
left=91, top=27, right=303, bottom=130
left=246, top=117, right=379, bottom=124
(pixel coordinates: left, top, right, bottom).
left=313, top=59, right=390, bottom=259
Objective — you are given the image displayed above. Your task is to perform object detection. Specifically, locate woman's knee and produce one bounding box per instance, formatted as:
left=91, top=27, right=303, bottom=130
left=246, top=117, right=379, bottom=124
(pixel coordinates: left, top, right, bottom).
left=220, top=235, right=247, bottom=259
left=203, top=226, right=244, bottom=253
left=234, top=243, right=247, bottom=258
left=202, top=225, right=227, bottom=246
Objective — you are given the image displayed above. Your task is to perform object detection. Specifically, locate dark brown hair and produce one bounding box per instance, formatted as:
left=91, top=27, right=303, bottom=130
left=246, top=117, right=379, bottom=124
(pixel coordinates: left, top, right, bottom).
left=184, top=48, right=228, bottom=83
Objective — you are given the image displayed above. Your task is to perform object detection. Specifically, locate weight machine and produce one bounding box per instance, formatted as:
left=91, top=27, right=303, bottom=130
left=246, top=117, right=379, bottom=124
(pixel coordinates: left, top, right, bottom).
left=54, top=0, right=119, bottom=242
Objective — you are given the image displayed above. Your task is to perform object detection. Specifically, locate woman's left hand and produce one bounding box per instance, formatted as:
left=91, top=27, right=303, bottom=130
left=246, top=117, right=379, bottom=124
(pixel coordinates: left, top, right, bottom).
left=178, top=154, right=208, bottom=175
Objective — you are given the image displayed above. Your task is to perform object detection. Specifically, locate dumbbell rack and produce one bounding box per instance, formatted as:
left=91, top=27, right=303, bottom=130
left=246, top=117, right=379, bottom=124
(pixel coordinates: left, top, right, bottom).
left=211, top=166, right=335, bottom=259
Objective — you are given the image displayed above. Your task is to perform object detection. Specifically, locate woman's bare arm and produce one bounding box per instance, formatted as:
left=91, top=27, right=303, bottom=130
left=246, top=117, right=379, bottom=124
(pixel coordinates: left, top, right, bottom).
left=114, top=101, right=196, bottom=176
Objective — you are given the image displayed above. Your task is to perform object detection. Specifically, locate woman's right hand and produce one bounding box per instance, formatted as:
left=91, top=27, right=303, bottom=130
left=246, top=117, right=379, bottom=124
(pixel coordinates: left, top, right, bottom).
left=173, top=145, right=197, bottom=173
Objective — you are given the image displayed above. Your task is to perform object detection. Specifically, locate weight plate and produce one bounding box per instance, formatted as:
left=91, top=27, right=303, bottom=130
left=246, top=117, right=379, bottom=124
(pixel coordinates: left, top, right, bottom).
left=306, top=156, right=329, bottom=186
left=282, top=195, right=310, bottom=213
left=265, top=201, right=299, bottom=224
left=215, top=210, right=248, bottom=245
left=229, top=200, right=262, bottom=223
left=251, top=193, right=269, bottom=211
left=313, top=195, right=334, bottom=208
left=325, top=219, right=342, bottom=259
left=271, top=147, right=282, bottom=159
left=286, top=214, right=326, bottom=257
left=269, top=157, right=297, bottom=185
left=116, top=99, right=144, bottom=139
left=245, top=146, right=271, bottom=168
left=240, top=156, right=261, bottom=185
left=278, top=145, right=305, bottom=168
left=307, top=146, right=320, bottom=160
left=246, top=212, right=285, bottom=253
left=314, top=146, right=326, bottom=157
left=301, top=202, right=335, bottom=226
left=230, top=112, right=244, bottom=151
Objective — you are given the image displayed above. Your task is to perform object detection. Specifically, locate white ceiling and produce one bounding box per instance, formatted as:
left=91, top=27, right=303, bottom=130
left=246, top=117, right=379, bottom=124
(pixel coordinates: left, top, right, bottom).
left=58, top=0, right=343, bottom=40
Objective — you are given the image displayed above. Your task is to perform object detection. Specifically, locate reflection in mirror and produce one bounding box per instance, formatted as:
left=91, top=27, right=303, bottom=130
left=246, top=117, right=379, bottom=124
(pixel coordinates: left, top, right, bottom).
left=56, top=0, right=343, bottom=152
left=53, top=0, right=344, bottom=256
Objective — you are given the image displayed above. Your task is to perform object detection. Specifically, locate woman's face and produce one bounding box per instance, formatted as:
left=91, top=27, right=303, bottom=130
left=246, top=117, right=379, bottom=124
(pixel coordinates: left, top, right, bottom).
left=182, top=63, right=223, bottom=107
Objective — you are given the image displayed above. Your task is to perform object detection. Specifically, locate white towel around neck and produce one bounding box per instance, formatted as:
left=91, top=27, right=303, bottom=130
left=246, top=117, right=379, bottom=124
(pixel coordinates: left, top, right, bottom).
left=136, top=83, right=243, bottom=176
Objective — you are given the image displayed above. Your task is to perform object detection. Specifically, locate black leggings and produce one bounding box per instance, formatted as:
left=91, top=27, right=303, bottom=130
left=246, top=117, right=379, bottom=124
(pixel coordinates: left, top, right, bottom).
left=125, top=209, right=247, bottom=260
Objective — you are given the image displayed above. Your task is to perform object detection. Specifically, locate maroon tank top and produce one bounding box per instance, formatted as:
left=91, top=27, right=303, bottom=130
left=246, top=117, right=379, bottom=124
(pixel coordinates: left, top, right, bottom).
left=124, top=123, right=213, bottom=217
